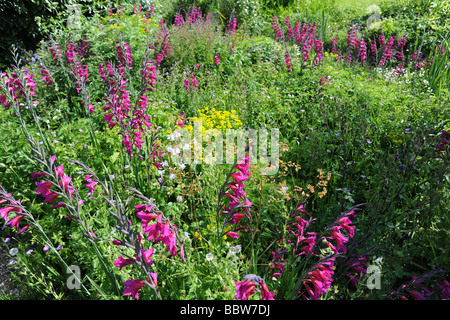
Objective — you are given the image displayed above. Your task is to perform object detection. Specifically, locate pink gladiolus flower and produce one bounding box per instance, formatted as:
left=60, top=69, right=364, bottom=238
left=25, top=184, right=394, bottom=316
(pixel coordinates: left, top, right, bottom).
left=180, top=243, right=185, bottom=263
left=234, top=275, right=275, bottom=300
left=234, top=279, right=256, bottom=300
left=122, top=132, right=133, bottom=156
left=360, top=39, right=367, bottom=63
left=301, top=259, right=335, bottom=300
left=89, top=229, right=98, bottom=239
left=162, top=230, right=178, bottom=256
left=149, top=273, right=158, bottom=289
left=285, top=51, right=292, bottom=72
left=52, top=202, right=66, bottom=209
left=116, top=41, right=133, bottom=69
left=112, top=240, right=125, bottom=246
left=260, top=280, right=276, bottom=300
left=6, top=214, right=25, bottom=230
left=226, top=231, right=239, bottom=239
left=379, top=34, right=385, bottom=46
left=221, top=154, right=252, bottom=238
left=329, top=227, right=349, bottom=253
left=136, top=211, right=158, bottom=227
left=408, top=290, right=426, bottom=300
left=114, top=256, right=135, bottom=270
left=337, top=214, right=356, bottom=238
left=43, top=192, right=59, bottom=205
left=123, top=279, right=146, bottom=299
left=437, top=280, right=450, bottom=299
left=17, top=224, right=31, bottom=234
left=0, top=206, right=21, bottom=221
left=191, top=75, right=198, bottom=89
left=231, top=213, right=246, bottom=224
left=143, top=214, right=164, bottom=241
left=85, top=176, right=99, bottom=195
left=31, top=172, right=47, bottom=180
left=35, top=181, right=53, bottom=196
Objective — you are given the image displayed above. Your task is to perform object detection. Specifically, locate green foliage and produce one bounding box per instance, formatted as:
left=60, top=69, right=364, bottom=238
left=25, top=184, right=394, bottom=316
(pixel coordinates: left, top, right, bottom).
left=0, top=0, right=448, bottom=302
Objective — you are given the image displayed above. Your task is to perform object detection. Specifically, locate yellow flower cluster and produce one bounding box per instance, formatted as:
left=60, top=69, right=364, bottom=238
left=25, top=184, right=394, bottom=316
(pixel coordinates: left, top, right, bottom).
left=103, top=12, right=157, bottom=34
left=387, top=131, right=407, bottom=145
left=324, top=52, right=339, bottom=59
left=184, top=107, right=243, bottom=133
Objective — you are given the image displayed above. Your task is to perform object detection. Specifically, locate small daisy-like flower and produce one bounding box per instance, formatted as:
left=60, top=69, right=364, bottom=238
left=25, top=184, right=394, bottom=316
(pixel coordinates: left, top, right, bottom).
left=206, top=253, right=214, bottom=261
left=177, top=195, right=183, bottom=202
left=9, top=248, right=18, bottom=256
left=229, top=247, right=237, bottom=255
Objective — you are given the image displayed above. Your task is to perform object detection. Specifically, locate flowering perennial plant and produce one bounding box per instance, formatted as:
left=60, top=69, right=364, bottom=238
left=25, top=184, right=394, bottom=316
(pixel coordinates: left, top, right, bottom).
left=219, top=153, right=252, bottom=240
left=389, top=269, right=448, bottom=300
left=268, top=202, right=364, bottom=300
left=272, top=16, right=324, bottom=67
left=107, top=187, right=185, bottom=300
left=0, top=68, right=37, bottom=110
left=234, top=274, right=276, bottom=300
left=100, top=45, right=158, bottom=160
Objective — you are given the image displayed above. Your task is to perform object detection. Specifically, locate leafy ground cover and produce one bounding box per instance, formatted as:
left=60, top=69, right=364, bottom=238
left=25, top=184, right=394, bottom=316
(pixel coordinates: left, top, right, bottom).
left=0, top=0, right=448, bottom=301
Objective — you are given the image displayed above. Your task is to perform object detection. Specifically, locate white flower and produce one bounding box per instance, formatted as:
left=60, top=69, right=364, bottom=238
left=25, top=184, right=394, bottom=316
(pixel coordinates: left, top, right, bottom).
left=179, top=162, right=186, bottom=170
left=229, top=247, right=237, bottom=255
left=173, top=130, right=182, bottom=139
left=374, top=257, right=384, bottom=264
left=182, top=143, right=190, bottom=151
left=204, top=151, right=214, bottom=165
left=171, top=146, right=180, bottom=155
left=177, top=195, right=183, bottom=203
left=168, top=130, right=181, bottom=141
left=169, top=173, right=176, bottom=180
left=206, top=253, right=214, bottom=261
left=281, top=186, right=289, bottom=192
left=9, top=248, right=18, bottom=256
left=162, top=160, right=169, bottom=167
left=157, top=170, right=165, bottom=177
left=234, top=245, right=241, bottom=253
left=184, top=231, right=190, bottom=239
